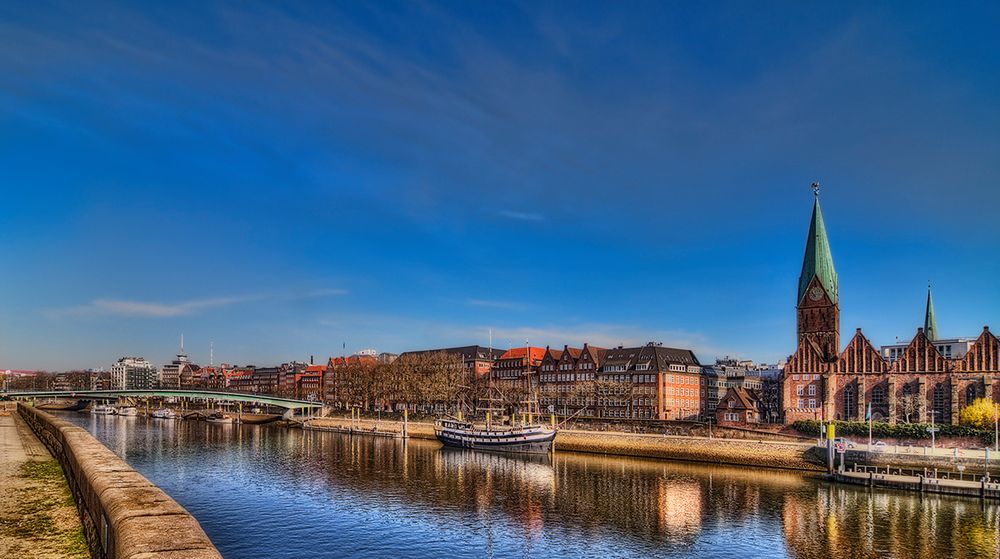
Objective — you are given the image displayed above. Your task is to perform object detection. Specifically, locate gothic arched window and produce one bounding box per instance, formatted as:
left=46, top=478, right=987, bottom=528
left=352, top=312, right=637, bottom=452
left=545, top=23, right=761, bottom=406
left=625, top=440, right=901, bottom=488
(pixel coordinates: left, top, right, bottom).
left=871, top=385, right=886, bottom=406
left=966, top=384, right=978, bottom=407
left=843, top=386, right=855, bottom=419
left=933, top=384, right=947, bottom=420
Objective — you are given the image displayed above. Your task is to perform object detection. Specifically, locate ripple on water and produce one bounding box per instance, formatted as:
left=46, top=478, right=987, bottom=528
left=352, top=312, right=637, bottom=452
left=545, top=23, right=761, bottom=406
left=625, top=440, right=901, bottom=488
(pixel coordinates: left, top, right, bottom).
left=57, top=413, right=1000, bottom=559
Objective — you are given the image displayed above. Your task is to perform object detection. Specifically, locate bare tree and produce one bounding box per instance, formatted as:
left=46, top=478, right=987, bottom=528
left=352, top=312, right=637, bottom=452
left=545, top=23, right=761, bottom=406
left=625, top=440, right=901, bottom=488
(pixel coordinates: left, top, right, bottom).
left=896, top=393, right=921, bottom=423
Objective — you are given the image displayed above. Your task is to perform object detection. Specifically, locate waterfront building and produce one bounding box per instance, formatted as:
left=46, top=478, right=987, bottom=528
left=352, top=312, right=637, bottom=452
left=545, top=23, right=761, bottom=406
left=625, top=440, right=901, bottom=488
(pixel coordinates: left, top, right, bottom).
left=398, top=345, right=504, bottom=379
left=159, top=337, right=201, bottom=389
left=492, top=346, right=546, bottom=394
left=599, top=343, right=702, bottom=420
left=110, top=356, right=157, bottom=390
left=782, top=189, right=1000, bottom=424
left=296, top=364, right=325, bottom=400
left=715, top=387, right=762, bottom=426
left=538, top=344, right=606, bottom=417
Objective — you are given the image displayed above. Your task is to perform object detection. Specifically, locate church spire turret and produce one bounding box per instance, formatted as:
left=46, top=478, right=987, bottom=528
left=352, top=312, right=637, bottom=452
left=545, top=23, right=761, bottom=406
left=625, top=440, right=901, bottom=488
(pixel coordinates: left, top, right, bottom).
left=796, top=183, right=840, bottom=361
left=924, top=283, right=939, bottom=342
left=797, top=183, right=838, bottom=304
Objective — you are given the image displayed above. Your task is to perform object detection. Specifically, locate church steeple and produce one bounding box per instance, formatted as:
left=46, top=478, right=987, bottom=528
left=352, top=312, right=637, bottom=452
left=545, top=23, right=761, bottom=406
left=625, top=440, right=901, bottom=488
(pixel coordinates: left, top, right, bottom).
left=795, top=183, right=840, bottom=361
left=797, top=183, right=838, bottom=304
left=924, top=283, right=939, bottom=342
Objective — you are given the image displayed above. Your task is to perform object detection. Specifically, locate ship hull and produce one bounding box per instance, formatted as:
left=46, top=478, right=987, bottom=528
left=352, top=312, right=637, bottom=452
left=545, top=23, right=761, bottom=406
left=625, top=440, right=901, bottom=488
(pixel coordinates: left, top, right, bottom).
left=435, top=425, right=556, bottom=455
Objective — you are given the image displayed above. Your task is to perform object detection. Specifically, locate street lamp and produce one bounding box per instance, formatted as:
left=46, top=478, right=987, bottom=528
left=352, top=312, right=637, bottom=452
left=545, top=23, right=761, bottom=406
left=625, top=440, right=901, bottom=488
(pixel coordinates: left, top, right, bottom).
left=928, top=409, right=939, bottom=450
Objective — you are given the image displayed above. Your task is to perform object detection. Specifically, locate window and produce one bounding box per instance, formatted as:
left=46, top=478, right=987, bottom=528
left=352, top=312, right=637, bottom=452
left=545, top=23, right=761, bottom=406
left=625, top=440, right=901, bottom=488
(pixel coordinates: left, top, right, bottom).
left=808, top=385, right=817, bottom=396
left=843, top=386, right=855, bottom=419
left=871, top=385, right=886, bottom=406
left=797, top=398, right=804, bottom=408
left=933, top=384, right=947, bottom=419
left=796, top=386, right=804, bottom=396
left=966, top=384, right=978, bottom=407
left=808, top=398, right=816, bottom=408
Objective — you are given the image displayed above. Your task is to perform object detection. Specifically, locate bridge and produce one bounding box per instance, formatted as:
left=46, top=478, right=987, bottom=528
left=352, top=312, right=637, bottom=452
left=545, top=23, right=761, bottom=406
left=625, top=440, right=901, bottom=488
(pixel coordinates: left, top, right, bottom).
left=1, top=389, right=324, bottom=413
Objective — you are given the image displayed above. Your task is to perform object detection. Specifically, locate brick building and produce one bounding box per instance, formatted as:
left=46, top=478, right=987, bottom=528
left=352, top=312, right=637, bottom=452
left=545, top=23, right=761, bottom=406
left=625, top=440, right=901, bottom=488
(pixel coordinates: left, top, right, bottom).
left=782, top=189, right=999, bottom=425
left=397, top=346, right=503, bottom=379
left=599, top=343, right=701, bottom=420
left=716, top=387, right=762, bottom=426
left=538, top=344, right=605, bottom=416
left=492, top=347, right=546, bottom=393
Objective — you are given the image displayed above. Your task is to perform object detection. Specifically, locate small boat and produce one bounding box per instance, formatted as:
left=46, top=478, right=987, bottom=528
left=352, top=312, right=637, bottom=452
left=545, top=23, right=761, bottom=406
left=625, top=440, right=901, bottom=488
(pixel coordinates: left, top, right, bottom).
left=205, top=411, right=233, bottom=424
left=236, top=413, right=281, bottom=425
left=90, top=404, right=116, bottom=415
left=116, top=407, right=138, bottom=416
left=434, top=418, right=556, bottom=454
left=151, top=408, right=178, bottom=419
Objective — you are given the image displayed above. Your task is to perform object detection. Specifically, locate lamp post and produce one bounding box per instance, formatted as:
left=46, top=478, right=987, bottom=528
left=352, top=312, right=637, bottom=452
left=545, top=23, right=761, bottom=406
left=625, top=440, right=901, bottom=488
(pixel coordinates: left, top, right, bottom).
left=929, top=410, right=939, bottom=450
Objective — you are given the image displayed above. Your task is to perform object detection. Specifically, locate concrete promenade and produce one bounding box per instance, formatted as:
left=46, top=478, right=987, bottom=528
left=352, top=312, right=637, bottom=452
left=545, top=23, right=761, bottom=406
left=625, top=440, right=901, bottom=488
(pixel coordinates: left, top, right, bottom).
left=0, top=405, right=88, bottom=558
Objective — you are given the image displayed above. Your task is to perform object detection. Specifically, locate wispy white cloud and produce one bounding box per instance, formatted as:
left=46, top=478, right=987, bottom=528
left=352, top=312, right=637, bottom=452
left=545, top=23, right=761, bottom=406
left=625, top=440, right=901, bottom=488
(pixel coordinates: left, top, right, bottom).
left=498, top=210, right=544, bottom=222
left=53, top=296, right=259, bottom=318
left=49, top=288, right=348, bottom=319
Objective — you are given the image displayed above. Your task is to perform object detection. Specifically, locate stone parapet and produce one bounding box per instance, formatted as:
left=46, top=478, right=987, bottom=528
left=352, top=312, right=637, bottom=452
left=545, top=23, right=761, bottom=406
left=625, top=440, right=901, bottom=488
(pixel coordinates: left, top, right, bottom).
left=17, top=404, right=222, bottom=559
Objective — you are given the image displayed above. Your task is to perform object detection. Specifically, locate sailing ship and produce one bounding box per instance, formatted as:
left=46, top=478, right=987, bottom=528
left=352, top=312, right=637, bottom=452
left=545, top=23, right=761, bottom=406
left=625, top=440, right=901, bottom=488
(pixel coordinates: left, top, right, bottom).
left=434, top=417, right=555, bottom=454
left=434, top=340, right=556, bottom=454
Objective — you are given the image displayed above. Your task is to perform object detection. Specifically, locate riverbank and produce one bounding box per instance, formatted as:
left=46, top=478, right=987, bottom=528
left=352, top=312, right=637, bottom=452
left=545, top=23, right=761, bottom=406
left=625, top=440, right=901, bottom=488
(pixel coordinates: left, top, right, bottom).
left=17, top=404, right=223, bottom=559
left=305, top=417, right=824, bottom=471
left=0, top=405, right=88, bottom=559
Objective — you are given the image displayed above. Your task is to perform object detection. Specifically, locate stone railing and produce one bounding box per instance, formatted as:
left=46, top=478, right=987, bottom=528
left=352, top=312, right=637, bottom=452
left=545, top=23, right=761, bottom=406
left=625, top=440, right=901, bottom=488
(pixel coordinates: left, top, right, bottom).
left=17, top=404, right=222, bottom=559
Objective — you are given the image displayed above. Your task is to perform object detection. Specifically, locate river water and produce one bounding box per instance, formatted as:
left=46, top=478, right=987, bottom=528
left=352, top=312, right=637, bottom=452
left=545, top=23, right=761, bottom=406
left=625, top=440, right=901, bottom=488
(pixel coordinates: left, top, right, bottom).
left=59, top=413, right=999, bottom=558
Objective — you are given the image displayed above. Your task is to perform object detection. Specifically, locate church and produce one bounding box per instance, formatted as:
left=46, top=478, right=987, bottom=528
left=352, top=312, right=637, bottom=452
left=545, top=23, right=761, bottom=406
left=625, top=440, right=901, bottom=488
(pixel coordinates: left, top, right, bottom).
left=782, top=188, right=1000, bottom=425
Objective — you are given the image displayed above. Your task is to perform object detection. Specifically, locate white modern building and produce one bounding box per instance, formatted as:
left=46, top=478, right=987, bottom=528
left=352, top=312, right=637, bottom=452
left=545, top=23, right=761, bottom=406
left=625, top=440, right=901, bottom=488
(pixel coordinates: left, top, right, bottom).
left=111, top=357, right=157, bottom=390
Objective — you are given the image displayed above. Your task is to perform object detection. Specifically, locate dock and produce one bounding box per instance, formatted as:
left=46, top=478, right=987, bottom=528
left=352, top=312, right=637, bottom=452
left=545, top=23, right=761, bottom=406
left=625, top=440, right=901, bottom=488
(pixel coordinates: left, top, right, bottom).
left=833, top=464, right=1000, bottom=499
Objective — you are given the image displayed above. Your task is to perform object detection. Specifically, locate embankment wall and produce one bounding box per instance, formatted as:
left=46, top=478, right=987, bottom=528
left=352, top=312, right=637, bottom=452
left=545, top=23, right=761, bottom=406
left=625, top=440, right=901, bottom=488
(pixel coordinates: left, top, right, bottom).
left=17, top=403, right=222, bottom=559
left=307, top=417, right=823, bottom=471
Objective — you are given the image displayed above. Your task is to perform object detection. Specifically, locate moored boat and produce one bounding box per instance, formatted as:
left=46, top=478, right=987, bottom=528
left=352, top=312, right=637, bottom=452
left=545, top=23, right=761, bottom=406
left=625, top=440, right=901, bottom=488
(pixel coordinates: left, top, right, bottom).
left=434, top=418, right=556, bottom=454
left=90, top=404, right=116, bottom=415
left=116, top=406, right=138, bottom=416
left=206, top=411, right=233, bottom=424
left=151, top=408, right=178, bottom=419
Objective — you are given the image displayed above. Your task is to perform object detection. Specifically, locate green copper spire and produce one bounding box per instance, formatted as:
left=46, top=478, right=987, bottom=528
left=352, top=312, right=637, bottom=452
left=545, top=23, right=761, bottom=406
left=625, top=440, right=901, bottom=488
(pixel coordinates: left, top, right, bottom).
left=797, top=184, right=838, bottom=304
left=924, top=283, right=939, bottom=341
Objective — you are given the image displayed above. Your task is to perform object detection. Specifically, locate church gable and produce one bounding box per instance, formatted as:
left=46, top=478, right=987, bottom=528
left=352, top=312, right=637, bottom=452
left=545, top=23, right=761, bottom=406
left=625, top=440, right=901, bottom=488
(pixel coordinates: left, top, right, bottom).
left=892, top=328, right=949, bottom=373
left=834, top=328, right=888, bottom=374
left=955, top=327, right=1000, bottom=373
left=785, top=338, right=829, bottom=375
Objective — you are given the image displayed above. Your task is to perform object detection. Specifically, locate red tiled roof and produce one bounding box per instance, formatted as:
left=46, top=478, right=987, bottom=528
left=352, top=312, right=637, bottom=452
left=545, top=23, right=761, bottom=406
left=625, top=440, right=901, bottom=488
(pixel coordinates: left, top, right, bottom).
left=499, top=347, right=547, bottom=360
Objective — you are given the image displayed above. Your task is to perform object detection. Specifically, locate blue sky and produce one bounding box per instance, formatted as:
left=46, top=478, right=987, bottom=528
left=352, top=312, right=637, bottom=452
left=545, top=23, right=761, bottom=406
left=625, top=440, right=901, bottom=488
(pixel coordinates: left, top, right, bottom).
left=1, top=1, right=998, bottom=370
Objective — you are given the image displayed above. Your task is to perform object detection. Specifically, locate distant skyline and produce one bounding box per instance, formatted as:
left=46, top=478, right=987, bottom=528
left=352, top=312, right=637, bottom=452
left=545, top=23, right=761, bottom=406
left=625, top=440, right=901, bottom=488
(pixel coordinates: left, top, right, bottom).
left=2, top=1, right=999, bottom=370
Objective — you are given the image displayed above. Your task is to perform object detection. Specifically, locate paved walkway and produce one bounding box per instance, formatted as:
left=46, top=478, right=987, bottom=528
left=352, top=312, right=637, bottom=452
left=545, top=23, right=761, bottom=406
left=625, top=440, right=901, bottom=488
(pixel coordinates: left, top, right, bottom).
left=0, top=407, right=88, bottom=558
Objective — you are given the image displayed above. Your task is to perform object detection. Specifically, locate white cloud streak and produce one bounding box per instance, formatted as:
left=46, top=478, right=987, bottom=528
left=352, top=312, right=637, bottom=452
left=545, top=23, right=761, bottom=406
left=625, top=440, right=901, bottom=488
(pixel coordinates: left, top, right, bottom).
left=49, top=288, right=348, bottom=318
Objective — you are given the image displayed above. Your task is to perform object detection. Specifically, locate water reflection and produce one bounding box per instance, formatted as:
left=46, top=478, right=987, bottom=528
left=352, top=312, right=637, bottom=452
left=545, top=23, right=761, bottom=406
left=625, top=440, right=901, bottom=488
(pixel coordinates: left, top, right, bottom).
left=61, top=414, right=1000, bottom=559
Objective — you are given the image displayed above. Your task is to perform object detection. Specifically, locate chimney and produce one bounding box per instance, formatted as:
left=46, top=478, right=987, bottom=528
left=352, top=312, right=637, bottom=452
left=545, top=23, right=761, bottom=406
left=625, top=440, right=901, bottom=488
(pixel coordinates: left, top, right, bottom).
left=310, top=355, right=314, bottom=365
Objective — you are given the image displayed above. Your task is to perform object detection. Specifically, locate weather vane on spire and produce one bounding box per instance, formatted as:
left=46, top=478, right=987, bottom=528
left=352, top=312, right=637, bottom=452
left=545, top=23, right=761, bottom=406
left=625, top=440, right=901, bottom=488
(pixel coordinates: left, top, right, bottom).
left=811, top=182, right=820, bottom=197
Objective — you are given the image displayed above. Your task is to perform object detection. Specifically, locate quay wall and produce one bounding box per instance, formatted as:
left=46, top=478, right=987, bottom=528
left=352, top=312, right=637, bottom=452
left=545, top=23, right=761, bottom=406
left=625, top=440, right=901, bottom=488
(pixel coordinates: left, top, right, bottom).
left=307, top=417, right=824, bottom=471
left=17, top=403, right=222, bottom=559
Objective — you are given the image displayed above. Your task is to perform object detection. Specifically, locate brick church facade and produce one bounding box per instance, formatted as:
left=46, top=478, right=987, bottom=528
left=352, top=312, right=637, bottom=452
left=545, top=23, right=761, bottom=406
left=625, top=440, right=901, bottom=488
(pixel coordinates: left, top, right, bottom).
left=782, top=189, right=1000, bottom=425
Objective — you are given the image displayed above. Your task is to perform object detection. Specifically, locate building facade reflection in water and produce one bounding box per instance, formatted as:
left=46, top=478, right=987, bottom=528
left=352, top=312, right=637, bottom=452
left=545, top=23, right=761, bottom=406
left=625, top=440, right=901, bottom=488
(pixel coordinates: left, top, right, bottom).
left=65, top=414, right=1000, bottom=559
